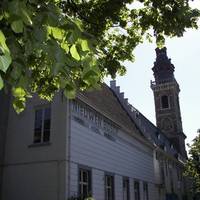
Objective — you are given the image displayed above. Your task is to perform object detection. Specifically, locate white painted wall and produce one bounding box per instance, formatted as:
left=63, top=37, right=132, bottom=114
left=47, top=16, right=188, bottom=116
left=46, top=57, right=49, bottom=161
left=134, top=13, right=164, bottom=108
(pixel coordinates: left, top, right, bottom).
left=93, top=169, right=105, bottom=200
left=69, top=115, right=157, bottom=200
left=115, top=175, right=123, bottom=200
left=1, top=93, right=69, bottom=200
left=0, top=93, right=185, bottom=200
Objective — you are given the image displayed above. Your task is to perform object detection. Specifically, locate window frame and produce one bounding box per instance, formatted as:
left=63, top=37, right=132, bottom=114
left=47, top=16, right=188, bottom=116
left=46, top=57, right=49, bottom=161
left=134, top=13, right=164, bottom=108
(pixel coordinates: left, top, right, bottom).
left=143, top=182, right=149, bottom=200
left=134, top=180, right=140, bottom=200
left=105, top=173, right=115, bottom=200
left=33, top=105, right=51, bottom=144
left=123, top=177, right=130, bottom=200
left=78, top=166, right=92, bottom=198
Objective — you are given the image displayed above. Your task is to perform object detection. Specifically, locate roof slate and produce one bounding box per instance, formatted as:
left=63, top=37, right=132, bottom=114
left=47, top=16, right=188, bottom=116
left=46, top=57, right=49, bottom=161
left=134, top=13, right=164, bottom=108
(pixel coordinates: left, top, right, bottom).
left=78, top=81, right=183, bottom=161
left=79, top=83, right=140, bottom=136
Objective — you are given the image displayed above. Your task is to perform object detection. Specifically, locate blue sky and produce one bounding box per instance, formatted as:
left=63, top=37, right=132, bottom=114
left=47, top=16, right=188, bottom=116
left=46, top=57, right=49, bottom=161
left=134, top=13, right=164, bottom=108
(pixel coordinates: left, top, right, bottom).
left=105, top=2, right=200, bottom=148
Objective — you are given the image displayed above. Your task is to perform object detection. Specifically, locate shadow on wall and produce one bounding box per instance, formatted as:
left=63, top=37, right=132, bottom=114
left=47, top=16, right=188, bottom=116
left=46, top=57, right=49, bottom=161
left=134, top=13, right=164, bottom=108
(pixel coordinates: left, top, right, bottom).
left=166, top=193, right=179, bottom=200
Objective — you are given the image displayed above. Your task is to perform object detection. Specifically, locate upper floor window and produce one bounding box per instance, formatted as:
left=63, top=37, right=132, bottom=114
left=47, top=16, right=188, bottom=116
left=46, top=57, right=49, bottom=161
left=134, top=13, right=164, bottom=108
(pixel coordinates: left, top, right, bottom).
left=134, top=181, right=140, bottom=200
left=160, top=162, right=165, bottom=184
left=161, top=95, right=169, bottom=109
left=123, top=178, right=130, bottom=200
left=34, top=107, right=51, bottom=144
left=105, top=174, right=114, bottom=200
left=177, top=168, right=182, bottom=181
left=143, top=182, right=149, bottom=200
left=165, top=161, right=168, bottom=177
left=79, top=168, right=92, bottom=198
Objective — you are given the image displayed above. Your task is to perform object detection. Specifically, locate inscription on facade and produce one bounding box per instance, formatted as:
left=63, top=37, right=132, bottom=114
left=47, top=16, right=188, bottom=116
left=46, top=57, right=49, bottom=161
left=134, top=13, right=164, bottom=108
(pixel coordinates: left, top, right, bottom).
left=71, top=100, right=118, bottom=140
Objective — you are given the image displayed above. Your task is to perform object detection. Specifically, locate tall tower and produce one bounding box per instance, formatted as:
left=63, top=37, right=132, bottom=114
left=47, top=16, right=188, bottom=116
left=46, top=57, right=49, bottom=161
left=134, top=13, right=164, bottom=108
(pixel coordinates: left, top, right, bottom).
left=151, top=47, right=187, bottom=158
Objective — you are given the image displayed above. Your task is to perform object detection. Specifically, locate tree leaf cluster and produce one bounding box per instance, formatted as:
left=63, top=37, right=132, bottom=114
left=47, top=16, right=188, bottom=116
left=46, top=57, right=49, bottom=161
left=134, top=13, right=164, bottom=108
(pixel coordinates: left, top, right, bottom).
left=0, top=0, right=199, bottom=112
left=185, top=132, right=200, bottom=196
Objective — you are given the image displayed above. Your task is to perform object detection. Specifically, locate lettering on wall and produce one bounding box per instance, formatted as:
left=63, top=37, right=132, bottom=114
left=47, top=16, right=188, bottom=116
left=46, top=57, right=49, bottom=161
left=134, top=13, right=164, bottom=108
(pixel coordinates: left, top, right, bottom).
left=71, top=100, right=118, bottom=141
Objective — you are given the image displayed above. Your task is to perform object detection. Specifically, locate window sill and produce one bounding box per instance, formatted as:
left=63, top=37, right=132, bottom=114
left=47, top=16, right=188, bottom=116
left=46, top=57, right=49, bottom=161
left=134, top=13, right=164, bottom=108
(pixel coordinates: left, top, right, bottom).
left=28, top=142, right=51, bottom=148
left=160, top=107, right=171, bottom=110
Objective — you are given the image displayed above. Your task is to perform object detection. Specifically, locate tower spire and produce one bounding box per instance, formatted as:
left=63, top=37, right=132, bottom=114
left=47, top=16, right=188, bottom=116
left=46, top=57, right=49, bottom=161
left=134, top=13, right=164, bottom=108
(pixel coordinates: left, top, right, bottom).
left=152, top=47, right=175, bottom=84
left=151, top=47, right=187, bottom=158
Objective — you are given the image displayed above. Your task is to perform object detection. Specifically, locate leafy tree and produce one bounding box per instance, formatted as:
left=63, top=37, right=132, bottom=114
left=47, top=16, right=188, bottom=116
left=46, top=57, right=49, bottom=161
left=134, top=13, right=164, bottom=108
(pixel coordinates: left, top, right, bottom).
left=0, top=0, right=199, bottom=113
left=185, top=130, right=200, bottom=198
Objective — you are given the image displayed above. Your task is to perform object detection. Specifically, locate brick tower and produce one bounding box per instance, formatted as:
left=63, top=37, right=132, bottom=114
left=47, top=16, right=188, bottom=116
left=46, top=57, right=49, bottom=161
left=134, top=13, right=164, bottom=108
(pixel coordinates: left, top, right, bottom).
left=151, top=47, right=187, bottom=158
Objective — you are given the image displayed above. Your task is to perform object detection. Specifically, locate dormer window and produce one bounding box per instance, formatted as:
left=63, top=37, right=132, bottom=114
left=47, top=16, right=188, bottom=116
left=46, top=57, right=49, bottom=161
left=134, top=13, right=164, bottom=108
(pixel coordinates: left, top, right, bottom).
left=161, top=95, right=169, bottom=109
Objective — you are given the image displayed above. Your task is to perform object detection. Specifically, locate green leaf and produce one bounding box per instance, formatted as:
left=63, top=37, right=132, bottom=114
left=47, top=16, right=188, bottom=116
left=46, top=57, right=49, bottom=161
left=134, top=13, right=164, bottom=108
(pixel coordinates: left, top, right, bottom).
left=59, top=77, right=67, bottom=89
left=47, top=12, right=59, bottom=27
left=70, top=44, right=80, bottom=60
left=48, top=26, right=64, bottom=40
left=11, top=20, right=24, bottom=33
left=10, top=62, right=22, bottom=80
left=81, top=40, right=90, bottom=52
left=0, top=31, right=6, bottom=46
left=33, top=27, right=47, bottom=42
left=13, top=98, right=25, bottom=114
left=0, top=52, right=12, bottom=73
left=0, top=31, right=12, bottom=73
left=55, top=47, right=66, bottom=63
left=67, top=28, right=80, bottom=44
left=12, top=87, right=26, bottom=98
left=52, top=62, right=63, bottom=75
left=18, top=75, right=29, bottom=89
left=82, top=55, right=97, bottom=67
left=83, top=69, right=99, bottom=85
left=61, top=42, right=69, bottom=53
left=0, top=15, right=3, bottom=21
left=0, top=75, right=3, bottom=90
left=156, top=34, right=165, bottom=48
left=8, top=1, right=20, bottom=15
left=24, top=40, right=33, bottom=56
left=21, top=8, right=32, bottom=25
left=0, top=30, right=10, bottom=53
left=64, top=84, right=76, bottom=99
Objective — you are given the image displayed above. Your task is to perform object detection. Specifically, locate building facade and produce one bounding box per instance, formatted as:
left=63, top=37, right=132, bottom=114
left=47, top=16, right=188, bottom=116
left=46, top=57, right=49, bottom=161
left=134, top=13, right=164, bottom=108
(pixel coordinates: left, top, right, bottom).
left=0, top=48, right=187, bottom=200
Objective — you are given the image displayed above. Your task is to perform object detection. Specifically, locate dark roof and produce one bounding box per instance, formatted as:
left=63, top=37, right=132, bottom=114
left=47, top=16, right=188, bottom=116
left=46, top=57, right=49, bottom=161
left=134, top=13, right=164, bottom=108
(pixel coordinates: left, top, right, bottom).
left=109, top=80, right=186, bottom=161
left=79, top=84, right=140, bottom=136
left=78, top=81, right=184, bottom=161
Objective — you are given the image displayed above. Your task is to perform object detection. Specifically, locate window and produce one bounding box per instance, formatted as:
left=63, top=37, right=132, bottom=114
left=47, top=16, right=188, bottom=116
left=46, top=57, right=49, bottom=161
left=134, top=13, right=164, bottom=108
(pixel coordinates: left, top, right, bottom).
left=79, top=168, right=92, bottom=198
left=134, top=181, right=140, bottom=200
left=169, top=168, right=174, bottom=193
left=160, top=162, right=165, bottom=184
left=177, top=168, right=182, bottom=181
left=105, top=174, right=114, bottom=200
left=143, top=182, right=149, bottom=200
left=123, top=178, right=130, bottom=200
left=165, top=161, right=168, bottom=177
left=161, top=95, right=169, bottom=109
left=34, top=107, right=51, bottom=143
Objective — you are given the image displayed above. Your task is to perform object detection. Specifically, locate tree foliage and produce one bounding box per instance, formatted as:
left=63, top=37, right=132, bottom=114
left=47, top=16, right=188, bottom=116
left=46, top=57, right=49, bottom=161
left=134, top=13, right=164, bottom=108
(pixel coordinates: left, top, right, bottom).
left=185, top=131, right=200, bottom=196
left=0, top=0, right=199, bottom=113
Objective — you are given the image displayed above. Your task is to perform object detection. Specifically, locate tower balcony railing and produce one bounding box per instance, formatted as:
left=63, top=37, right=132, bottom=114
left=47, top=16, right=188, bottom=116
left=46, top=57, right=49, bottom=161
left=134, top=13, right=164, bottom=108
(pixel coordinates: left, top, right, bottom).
left=150, top=79, right=178, bottom=90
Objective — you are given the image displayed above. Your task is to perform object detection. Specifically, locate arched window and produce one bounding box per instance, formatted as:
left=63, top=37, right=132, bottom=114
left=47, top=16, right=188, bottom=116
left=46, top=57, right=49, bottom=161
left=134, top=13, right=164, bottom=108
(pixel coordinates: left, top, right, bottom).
left=161, top=95, right=169, bottom=109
